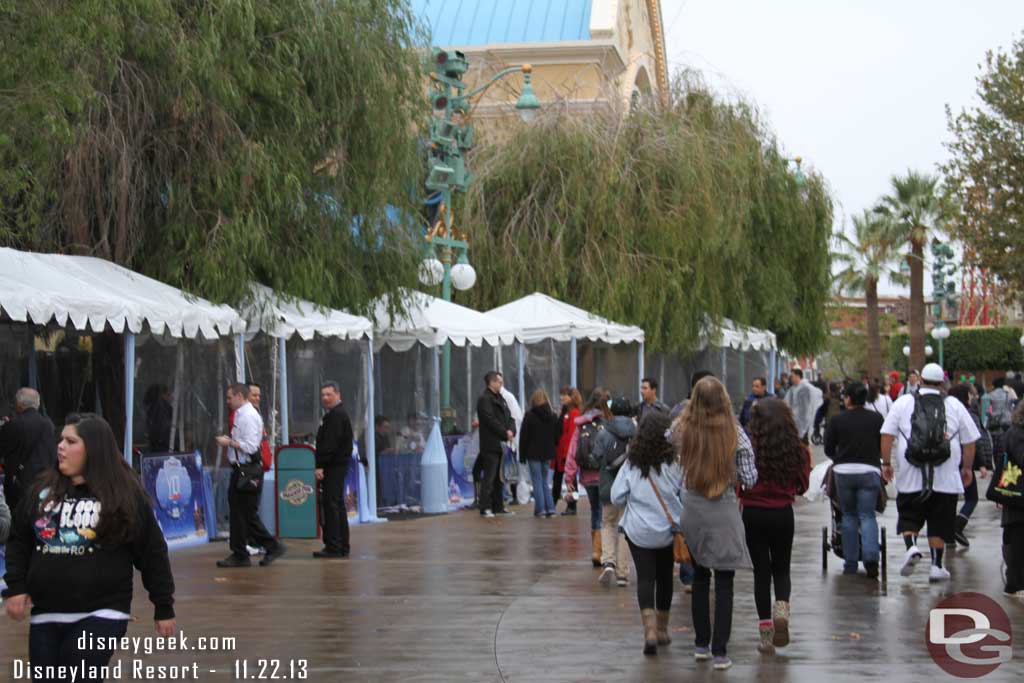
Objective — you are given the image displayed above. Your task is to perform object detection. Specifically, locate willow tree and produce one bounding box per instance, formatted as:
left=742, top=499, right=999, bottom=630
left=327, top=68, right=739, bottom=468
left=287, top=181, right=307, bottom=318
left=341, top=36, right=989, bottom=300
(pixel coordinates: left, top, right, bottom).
left=459, top=73, right=834, bottom=355
left=0, top=0, right=427, bottom=311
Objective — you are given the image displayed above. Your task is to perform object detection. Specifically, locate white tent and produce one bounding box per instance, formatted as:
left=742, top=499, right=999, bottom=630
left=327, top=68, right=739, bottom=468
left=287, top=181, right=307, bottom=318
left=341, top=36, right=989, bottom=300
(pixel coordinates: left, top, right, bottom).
left=486, top=292, right=644, bottom=345
left=242, top=283, right=372, bottom=341
left=0, top=247, right=244, bottom=339
left=487, top=292, right=645, bottom=403
left=704, top=318, right=777, bottom=352
left=373, top=289, right=520, bottom=350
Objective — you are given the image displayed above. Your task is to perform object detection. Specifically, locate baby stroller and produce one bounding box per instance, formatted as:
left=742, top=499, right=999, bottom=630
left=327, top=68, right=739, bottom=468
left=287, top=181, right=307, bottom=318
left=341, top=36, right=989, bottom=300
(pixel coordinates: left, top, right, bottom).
left=821, top=465, right=888, bottom=579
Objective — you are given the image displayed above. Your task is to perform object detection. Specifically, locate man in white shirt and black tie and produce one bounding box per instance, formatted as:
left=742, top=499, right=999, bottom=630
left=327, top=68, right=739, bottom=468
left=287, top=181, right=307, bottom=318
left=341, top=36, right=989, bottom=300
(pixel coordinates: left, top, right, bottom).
left=215, top=383, right=286, bottom=568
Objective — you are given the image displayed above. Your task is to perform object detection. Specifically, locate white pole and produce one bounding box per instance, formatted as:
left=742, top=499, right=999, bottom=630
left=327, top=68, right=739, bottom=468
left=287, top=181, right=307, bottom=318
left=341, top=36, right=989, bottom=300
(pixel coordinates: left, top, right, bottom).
left=517, top=341, right=526, bottom=409
left=279, top=336, right=289, bottom=445
left=638, top=342, right=645, bottom=403
left=365, top=337, right=379, bottom=518
left=122, top=333, right=135, bottom=463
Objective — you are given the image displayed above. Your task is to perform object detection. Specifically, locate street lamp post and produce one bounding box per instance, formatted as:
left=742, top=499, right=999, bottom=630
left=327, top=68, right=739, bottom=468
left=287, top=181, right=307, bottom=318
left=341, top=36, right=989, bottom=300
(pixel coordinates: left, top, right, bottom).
left=784, top=156, right=807, bottom=187
left=929, top=240, right=957, bottom=368
left=421, top=48, right=540, bottom=429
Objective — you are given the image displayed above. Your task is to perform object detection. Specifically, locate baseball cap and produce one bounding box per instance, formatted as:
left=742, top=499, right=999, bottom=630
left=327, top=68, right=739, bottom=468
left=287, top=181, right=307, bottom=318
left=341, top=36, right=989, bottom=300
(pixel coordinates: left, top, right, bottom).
left=921, top=363, right=945, bottom=383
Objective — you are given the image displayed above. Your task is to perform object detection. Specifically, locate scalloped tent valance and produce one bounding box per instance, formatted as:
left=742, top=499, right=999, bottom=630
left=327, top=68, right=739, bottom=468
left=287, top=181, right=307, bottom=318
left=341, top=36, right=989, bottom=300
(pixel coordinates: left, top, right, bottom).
left=373, top=290, right=521, bottom=351
left=241, top=283, right=372, bottom=341
left=0, top=247, right=244, bottom=339
left=486, top=292, right=645, bottom=344
left=703, top=318, right=777, bottom=352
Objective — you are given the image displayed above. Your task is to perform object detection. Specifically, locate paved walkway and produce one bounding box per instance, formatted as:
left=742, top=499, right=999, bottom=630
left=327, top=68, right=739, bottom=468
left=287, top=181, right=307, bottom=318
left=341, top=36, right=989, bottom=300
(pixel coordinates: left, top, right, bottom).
left=2, top=460, right=1023, bottom=681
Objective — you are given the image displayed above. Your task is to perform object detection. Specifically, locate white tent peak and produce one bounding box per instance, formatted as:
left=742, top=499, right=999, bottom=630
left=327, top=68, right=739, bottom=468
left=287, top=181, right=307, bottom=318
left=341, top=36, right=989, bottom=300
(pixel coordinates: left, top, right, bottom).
left=702, top=317, right=777, bottom=352
left=373, top=289, right=521, bottom=350
left=242, top=283, right=372, bottom=341
left=486, top=292, right=644, bottom=344
left=0, top=247, right=244, bottom=339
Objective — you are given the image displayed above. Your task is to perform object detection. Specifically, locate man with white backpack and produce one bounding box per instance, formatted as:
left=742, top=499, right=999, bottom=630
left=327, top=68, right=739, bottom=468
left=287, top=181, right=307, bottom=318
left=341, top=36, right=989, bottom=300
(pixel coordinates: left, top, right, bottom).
left=880, top=363, right=980, bottom=582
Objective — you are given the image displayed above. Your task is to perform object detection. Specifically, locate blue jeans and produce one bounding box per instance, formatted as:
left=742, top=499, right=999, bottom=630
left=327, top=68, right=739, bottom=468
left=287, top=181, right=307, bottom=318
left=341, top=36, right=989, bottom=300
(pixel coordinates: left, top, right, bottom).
left=29, top=617, right=129, bottom=682
left=835, top=471, right=881, bottom=571
left=528, top=460, right=556, bottom=515
left=959, top=475, right=978, bottom=519
left=585, top=484, right=602, bottom=530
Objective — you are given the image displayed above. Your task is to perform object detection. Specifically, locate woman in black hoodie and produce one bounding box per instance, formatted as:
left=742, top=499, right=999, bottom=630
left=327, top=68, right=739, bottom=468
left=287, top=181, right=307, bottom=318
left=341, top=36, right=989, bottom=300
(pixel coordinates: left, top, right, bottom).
left=3, top=414, right=176, bottom=679
left=519, top=390, right=559, bottom=517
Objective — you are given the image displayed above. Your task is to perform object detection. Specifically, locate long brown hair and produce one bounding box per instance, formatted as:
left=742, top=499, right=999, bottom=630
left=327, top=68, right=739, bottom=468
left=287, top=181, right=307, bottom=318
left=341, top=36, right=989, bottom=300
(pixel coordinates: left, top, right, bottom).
left=748, top=398, right=806, bottom=486
left=674, top=377, right=737, bottom=498
left=35, top=415, right=148, bottom=545
left=560, top=386, right=583, bottom=411
left=530, top=389, right=551, bottom=408
left=583, top=387, right=612, bottom=421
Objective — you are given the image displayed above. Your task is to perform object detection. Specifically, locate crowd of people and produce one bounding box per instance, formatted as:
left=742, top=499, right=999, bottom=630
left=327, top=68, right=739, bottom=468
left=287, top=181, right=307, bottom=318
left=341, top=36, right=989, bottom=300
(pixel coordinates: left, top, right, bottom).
left=1, top=359, right=1022, bottom=677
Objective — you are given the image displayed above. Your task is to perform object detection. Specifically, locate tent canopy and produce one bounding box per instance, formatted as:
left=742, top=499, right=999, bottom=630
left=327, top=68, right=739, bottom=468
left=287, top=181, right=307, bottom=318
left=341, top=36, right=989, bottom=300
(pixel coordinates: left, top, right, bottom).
left=703, top=318, right=777, bottom=352
left=0, top=248, right=244, bottom=339
left=242, top=284, right=372, bottom=341
left=373, top=290, right=520, bottom=351
left=486, top=292, right=644, bottom=344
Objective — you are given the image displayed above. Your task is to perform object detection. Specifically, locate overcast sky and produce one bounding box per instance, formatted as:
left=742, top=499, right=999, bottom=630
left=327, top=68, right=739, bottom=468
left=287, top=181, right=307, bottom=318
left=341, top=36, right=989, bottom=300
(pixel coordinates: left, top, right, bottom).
left=662, top=0, right=1023, bottom=295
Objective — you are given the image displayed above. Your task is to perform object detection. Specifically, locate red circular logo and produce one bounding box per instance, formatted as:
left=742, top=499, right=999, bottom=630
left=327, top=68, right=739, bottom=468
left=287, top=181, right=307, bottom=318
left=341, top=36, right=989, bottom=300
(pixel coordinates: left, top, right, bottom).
left=926, top=592, right=1013, bottom=678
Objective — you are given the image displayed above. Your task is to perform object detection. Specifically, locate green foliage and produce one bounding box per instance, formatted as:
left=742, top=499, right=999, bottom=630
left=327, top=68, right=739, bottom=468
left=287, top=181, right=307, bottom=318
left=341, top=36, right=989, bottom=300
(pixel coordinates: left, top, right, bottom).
left=0, top=0, right=428, bottom=312
left=888, top=327, right=1024, bottom=373
left=458, top=72, right=834, bottom=355
left=941, top=35, right=1024, bottom=299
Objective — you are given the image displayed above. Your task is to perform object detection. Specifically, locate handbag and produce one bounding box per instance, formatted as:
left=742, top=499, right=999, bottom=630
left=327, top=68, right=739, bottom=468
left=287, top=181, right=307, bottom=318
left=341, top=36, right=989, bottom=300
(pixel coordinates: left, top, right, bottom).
left=234, top=453, right=264, bottom=493
left=986, top=453, right=1024, bottom=508
left=648, top=477, right=691, bottom=564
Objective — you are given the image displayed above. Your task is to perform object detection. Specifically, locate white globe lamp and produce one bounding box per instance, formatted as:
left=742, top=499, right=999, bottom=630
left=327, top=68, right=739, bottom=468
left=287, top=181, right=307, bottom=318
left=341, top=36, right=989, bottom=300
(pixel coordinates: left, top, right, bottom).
left=902, top=345, right=910, bottom=357
left=450, top=257, right=477, bottom=291
left=418, top=256, right=445, bottom=286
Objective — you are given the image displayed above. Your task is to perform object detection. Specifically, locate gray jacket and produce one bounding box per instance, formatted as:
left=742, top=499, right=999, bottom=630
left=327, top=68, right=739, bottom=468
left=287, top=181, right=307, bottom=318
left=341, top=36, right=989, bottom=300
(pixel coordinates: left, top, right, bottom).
left=595, top=416, right=637, bottom=503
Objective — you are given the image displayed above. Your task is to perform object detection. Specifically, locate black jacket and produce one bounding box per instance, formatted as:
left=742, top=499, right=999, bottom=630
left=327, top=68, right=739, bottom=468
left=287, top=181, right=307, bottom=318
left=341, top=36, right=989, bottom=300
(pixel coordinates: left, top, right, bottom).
left=315, top=402, right=354, bottom=469
left=823, top=407, right=884, bottom=469
left=0, top=409, right=57, bottom=507
left=997, top=425, right=1024, bottom=528
left=477, top=389, right=514, bottom=455
left=519, top=405, right=559, bottom=461
left=1, top=483, right=175, bottom=620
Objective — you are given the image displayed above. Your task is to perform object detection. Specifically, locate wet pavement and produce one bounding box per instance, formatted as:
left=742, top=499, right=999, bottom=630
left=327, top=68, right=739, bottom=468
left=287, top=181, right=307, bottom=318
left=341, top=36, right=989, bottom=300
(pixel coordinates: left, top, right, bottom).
left=2, top=448, right=1023, bottom=681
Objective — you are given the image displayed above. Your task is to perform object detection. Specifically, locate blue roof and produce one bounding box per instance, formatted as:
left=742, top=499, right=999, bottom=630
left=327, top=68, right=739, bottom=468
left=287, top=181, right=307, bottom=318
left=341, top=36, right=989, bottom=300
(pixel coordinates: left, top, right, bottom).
left=410, top=0, right=592, bottom=46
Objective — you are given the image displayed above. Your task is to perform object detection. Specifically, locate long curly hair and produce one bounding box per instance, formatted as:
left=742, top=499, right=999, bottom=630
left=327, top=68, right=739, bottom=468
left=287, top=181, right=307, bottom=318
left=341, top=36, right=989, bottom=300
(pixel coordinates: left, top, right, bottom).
left=673, top=377, right=737, bottom=498
left=628, top=412, right=675, bottom=479
left=747, top=398, right=807, bottom=486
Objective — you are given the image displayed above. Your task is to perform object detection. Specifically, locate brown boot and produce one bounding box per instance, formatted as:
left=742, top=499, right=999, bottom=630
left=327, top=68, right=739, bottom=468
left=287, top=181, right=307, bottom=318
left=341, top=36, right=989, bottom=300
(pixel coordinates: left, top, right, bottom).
left=641, top=609, right=658, bottom=655
left=591, top=530, right=602, bottom=568
left=656, top=611, right=671, bottom=645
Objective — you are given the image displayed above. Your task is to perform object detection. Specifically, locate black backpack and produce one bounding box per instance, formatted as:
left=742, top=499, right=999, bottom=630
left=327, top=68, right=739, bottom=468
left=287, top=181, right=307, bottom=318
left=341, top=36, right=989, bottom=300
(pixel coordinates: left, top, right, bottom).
left=903, top=392, right=952, bottom=494
left=576, top=421, right=603, bottom=470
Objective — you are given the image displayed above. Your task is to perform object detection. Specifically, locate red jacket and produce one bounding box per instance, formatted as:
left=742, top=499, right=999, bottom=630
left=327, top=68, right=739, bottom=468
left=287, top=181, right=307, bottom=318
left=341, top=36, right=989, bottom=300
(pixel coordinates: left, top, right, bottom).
left=740, top=445, right=812, bottom=509
left=552, top=407, right=580, bottom=472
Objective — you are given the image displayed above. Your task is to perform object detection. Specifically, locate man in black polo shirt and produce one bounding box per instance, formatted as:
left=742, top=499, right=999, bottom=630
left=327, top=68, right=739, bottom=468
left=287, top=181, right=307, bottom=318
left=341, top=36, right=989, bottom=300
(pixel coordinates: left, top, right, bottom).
left=824, top=383, right=884, bottom=578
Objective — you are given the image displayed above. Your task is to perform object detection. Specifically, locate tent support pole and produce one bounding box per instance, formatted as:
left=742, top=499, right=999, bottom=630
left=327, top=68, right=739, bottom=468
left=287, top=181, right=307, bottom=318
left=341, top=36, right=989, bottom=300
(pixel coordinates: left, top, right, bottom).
left=28, top=333, right=38, bottom=390
left=638, top=342, right=645, bottom=403
left=517, top=342, right=526, bottom=409
left=279, top=337, right=289, bottom=446
left=769, top=349, right=777, bottom=393
left=365, top=337, right=378, bottom=518
left=123, top=332, right=135, bottom=463
left=570, top=337, right=578, bottom=388
left=235, top=334, right=246, bottom=382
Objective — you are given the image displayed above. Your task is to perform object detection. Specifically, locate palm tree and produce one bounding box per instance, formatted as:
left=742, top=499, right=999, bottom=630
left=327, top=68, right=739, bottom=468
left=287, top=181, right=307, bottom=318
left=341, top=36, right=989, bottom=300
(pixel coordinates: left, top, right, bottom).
left=834, top=211, right=906, bottom=381
left=875, top=171, right=945, bottom=371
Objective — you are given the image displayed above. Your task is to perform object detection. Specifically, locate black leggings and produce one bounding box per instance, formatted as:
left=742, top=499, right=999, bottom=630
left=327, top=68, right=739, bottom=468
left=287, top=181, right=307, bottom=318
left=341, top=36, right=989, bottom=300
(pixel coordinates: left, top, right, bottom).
left=742, top=505, right=794, bottom=621
left=692, top=564, right=735, bottom=657
left=551, top=470, right=576, bottom=511
left=625, top=534, right=674, bottom=611
left=1006, top=524, right=1024, bottom=593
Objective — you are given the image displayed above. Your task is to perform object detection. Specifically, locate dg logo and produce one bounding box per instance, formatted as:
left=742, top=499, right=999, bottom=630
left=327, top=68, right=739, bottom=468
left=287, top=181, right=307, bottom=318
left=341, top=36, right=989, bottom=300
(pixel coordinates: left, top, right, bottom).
left=927, top=592, right=1013, bottom=678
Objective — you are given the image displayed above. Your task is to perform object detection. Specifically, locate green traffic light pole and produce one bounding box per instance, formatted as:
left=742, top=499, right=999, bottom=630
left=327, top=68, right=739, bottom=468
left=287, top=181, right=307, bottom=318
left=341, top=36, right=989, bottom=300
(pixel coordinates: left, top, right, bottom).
left=929, top=240, right=956, bottom=367
left=424, top=49, right=540, bottom=427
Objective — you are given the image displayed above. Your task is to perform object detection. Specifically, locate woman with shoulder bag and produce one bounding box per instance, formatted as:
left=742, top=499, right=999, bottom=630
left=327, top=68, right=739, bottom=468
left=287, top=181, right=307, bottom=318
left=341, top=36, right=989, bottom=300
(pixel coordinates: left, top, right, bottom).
left=553, top=387, right=583, bottom=515
left=988, top=401, right=1024, bottom=597
left=611, top=412, right=682, bottom=656
left=564, top=387, right=612, bottom=567
left=674, top=377, right=754, bottom=671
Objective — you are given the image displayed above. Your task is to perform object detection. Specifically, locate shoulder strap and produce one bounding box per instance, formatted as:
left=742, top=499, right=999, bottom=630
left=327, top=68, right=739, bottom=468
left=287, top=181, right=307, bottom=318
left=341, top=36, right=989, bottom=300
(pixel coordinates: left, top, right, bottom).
left=648, top=476, right=678, bottom=528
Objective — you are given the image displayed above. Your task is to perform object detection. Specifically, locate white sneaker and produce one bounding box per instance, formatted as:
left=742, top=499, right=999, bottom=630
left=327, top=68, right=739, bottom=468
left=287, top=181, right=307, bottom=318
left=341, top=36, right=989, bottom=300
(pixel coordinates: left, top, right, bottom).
left=900, top=547, right=923, bottom=576
left=599, top=565, right=615, bottom=586
left=929, top=565, right=951, bottom=582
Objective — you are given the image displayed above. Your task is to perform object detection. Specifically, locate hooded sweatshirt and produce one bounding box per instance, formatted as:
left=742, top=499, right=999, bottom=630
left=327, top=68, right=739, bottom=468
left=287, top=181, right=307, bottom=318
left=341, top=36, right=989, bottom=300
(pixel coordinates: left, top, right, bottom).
left=2, top=483, right=175, bottom=621
left=564, top=409, right=605, bottom=487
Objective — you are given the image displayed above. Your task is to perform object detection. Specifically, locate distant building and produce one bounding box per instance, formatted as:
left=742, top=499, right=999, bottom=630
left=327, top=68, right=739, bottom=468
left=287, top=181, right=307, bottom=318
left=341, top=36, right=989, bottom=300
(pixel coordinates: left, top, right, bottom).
left=411, top=0, right=670, bottom=121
